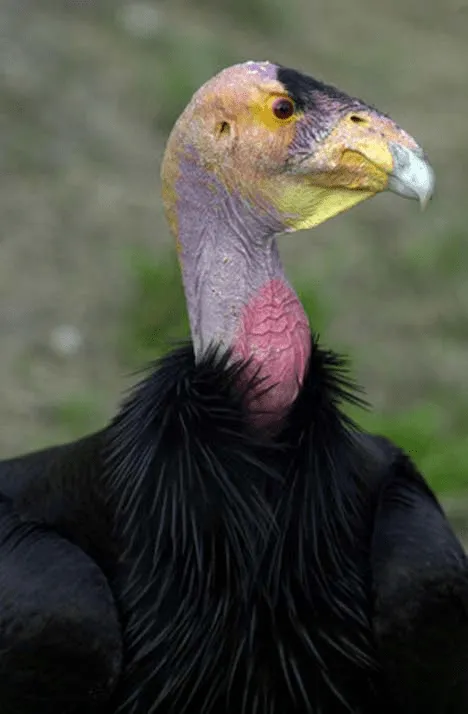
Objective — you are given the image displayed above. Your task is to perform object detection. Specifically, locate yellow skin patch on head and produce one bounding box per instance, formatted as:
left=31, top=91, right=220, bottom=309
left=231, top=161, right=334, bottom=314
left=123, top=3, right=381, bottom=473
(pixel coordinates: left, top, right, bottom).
left=161, top=148, right=182, bottom=254
left=275, top=183, right=374, bottom=232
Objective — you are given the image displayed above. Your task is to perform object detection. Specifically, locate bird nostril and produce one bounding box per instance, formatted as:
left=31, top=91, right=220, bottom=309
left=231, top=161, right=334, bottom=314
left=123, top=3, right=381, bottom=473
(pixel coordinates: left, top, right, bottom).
left=349, top=114, right=367, bottom=125
left=217, top=121, right=230, bottom=136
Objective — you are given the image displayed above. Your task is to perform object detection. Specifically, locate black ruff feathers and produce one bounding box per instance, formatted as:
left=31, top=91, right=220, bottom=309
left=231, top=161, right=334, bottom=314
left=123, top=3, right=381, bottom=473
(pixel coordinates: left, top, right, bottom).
left=104, top=339, right=386, bottom=714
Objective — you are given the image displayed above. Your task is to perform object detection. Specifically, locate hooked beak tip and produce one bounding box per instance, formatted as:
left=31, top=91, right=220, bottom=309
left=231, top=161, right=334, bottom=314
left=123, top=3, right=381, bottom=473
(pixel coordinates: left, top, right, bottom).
left=387, top=142, right=435, bottom=210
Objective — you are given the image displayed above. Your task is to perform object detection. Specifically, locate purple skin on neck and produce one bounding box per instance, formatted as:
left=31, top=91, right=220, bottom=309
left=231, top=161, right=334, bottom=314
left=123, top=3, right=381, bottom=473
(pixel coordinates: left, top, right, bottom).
left=175, top=151, right=311, bottom=430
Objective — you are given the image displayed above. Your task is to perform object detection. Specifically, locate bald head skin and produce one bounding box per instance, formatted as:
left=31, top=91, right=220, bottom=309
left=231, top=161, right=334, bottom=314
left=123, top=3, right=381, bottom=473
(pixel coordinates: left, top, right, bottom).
left=161, top=61, right=434, bottom=430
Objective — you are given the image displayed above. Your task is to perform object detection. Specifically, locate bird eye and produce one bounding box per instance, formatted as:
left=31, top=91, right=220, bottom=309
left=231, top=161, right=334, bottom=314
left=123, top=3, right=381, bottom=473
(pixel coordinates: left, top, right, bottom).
left=272, top=97, right=295, bottom=120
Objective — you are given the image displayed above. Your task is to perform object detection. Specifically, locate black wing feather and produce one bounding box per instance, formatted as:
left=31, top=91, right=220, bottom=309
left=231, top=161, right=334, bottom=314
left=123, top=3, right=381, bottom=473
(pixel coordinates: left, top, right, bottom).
left=0, top=496, right=122, bottom=714
left=371, top=445, right=468, bottom=714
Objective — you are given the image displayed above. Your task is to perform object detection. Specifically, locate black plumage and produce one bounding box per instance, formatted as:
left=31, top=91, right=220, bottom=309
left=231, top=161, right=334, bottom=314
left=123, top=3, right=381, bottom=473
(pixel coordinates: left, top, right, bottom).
left=0, top=340, right=467, bottom=713
left=0, top=494, right=121, bottom=714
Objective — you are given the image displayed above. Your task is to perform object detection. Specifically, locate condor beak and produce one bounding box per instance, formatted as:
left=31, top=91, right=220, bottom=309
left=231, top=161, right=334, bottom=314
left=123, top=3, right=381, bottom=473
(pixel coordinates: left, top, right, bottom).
left=387, top=142, right=435, bottom=209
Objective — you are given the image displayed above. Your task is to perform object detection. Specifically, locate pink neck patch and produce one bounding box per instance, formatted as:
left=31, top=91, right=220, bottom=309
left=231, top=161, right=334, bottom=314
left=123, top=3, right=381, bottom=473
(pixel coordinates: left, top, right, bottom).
left=232, top=278, right=311, bottom=431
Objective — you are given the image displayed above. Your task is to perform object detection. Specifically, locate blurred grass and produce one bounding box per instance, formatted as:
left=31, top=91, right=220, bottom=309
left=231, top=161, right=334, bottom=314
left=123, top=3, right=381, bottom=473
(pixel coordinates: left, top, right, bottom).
left=195, top=0, right=286, bottom=34
left=136, top=32, right=240, bottom=134
left=120, top=250, right=188, bottom=366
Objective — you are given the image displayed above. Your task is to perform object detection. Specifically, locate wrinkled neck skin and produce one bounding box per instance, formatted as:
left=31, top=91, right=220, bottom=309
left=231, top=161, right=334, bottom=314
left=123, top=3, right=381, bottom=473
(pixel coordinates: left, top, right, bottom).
left=173, top=156, right=311, bottom=431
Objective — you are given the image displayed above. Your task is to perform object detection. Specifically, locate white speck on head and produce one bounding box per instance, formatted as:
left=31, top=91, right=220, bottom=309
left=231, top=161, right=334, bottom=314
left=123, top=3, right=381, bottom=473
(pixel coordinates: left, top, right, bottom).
left=243, top=60, right=275, bottom=77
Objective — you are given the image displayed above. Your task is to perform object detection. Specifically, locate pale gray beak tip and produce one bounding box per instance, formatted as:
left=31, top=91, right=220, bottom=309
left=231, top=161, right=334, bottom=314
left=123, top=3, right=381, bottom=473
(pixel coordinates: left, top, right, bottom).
left=387, top=142, right=435, bottom=210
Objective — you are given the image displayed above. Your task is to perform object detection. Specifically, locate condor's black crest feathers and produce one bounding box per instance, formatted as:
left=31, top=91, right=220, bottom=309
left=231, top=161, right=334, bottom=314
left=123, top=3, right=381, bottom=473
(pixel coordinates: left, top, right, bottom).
left=103, top=340, right=382, bottom=714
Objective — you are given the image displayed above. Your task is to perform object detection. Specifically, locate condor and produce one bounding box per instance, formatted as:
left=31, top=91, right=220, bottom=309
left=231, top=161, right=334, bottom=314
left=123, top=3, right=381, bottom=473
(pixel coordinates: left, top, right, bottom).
left=0, top=61, right=466, bottom=714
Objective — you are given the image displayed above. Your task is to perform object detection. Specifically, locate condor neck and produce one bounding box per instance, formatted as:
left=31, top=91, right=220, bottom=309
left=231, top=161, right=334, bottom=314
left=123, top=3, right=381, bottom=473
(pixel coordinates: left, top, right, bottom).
left=173, top=164, right=311, bottom=428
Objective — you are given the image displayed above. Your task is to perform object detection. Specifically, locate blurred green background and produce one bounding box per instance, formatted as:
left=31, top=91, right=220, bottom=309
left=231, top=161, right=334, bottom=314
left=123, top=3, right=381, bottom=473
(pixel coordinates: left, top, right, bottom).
left=1, top=0, right=468, bottom=522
